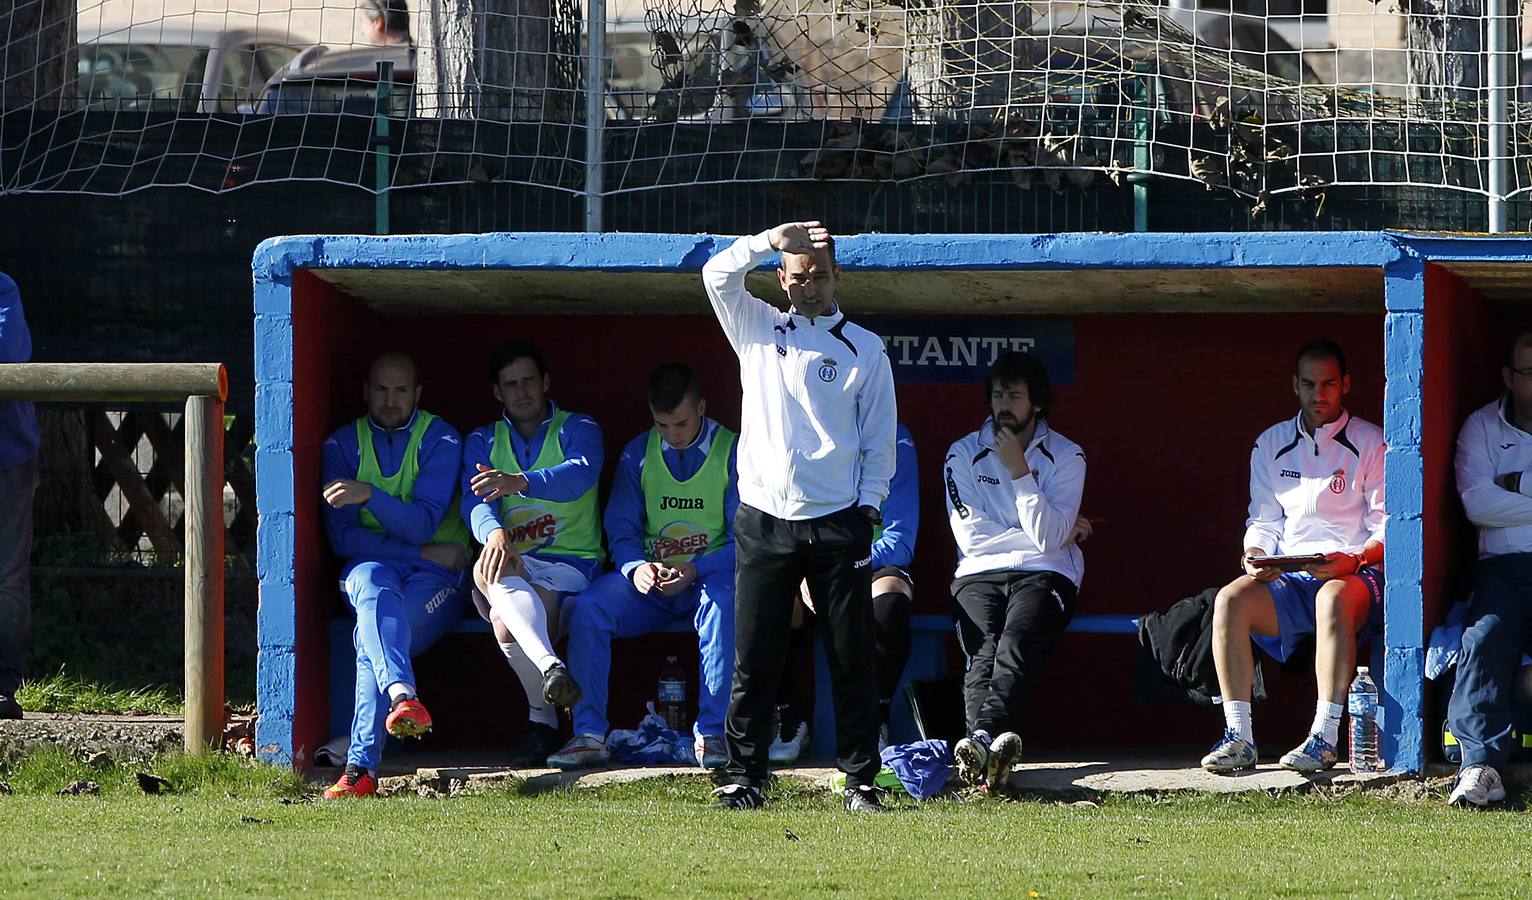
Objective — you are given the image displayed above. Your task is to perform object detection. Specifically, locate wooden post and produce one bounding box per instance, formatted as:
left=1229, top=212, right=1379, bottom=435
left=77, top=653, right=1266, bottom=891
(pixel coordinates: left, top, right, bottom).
left=0, top=363, right=229, bottom=752
left=0, top=363, right=226, bottom=403
left=183, top=394, right=225, bottom=753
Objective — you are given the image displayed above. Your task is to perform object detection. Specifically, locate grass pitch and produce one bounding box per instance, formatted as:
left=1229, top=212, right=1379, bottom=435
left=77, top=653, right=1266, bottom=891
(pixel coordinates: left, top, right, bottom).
left=0, top=751, right=1528, bottom=897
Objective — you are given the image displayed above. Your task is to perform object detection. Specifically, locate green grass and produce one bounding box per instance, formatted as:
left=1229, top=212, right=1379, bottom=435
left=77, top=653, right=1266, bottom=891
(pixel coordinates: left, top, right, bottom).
left=1, top=762, right=1530, bottom=896
left=15, top=669, right=182, bottom=716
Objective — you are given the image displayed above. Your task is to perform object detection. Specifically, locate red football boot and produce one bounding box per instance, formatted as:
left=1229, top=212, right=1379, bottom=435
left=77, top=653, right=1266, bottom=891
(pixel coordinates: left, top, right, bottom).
left=322, top=765, right=377, bottom=800
left=385, top=697, right=432, bottom=739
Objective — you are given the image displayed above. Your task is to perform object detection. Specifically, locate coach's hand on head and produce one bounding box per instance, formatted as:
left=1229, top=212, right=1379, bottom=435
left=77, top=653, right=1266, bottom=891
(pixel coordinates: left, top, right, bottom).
left=323, top=478, right=373, bottom=508
left=1241, top=548, right=1282, bottom=583
left=471, top=462, right=529, bottom=501
left=768, top=220, right=831, bottom=255
left=475, top=528, right=523, bottom=585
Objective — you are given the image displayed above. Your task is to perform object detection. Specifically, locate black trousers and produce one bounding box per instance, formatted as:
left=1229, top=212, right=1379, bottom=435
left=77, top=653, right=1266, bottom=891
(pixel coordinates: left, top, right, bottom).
left=952, top=569, right=1076, bottom=737
left=725, top=503, right=880, bottom=789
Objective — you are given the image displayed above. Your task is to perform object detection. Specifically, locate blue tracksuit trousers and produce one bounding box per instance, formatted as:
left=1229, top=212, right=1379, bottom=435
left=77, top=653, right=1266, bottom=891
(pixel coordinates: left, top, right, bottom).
left=341, top=559, right=469, bottom=770
left=564, top=570, right=735, bottom=741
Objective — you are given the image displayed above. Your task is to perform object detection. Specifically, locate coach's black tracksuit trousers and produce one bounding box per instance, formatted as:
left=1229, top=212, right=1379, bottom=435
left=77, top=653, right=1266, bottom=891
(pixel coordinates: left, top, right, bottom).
left=724, top=503, right=881, bottom=790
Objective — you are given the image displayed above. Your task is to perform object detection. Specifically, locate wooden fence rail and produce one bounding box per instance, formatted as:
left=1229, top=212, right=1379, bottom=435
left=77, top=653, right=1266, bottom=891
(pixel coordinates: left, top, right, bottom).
left=0, top=363, right=228, bottom=753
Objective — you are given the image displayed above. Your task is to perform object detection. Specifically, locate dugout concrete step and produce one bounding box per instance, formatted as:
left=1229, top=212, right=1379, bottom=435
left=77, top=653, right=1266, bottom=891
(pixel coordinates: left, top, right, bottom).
left=310, top=746, right=1412, bottom=799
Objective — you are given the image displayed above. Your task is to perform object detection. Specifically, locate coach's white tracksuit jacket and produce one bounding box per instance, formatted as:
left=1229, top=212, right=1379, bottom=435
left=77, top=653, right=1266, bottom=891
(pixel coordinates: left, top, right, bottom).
left=1242, top=409, right=1387, bottom=556
left=702, top=232, right=897, bottom=521
left=945, top=419, right=1086, bottom=585
left=1455, top=396, right=1532, bottom=558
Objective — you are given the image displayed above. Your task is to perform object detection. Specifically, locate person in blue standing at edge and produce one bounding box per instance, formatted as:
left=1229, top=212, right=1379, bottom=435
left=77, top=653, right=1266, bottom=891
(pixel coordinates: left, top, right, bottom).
left=0, top=273, right=40, bottom=721
left=319, top=351, right=473, bottom=799
left=462, top=340, right=605, bottom=767
left=549, top=363, right=739, bottom=770
left=768, top=420, right=918, bottom=765
left=1445, top=329, right=1532, bottom=807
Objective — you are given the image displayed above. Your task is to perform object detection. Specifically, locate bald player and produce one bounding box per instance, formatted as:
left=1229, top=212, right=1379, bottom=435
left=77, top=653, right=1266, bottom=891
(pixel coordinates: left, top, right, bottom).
left=319, top=352, right=473, bottom=798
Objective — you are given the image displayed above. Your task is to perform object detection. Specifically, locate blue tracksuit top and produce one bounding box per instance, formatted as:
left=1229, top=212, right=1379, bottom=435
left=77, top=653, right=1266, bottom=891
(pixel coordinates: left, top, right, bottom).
left=605, top=417, right=740, bottom=582
left=0, top=274, right=40, bottom=472
left=320, top=409, right=464, bottom=563
left=461, top=401, right=605, bottom=580
left=873, top=422, right=919, bottom=571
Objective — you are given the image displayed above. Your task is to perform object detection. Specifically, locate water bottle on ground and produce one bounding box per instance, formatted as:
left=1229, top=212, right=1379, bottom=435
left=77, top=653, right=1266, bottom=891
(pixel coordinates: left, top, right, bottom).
left=1347, top=666, right=1382, bottom=773
left=657, top=656, right=687, bottom=732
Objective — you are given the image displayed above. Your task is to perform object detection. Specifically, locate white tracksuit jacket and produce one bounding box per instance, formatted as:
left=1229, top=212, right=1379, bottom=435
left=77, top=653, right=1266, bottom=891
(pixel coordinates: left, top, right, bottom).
left=1242, top=409, right=1387, bottom=556
left=1455, top=396, right=1532, bottom=558
left=944, top=419, right=1086, bottom=585
left=702, top=232, right=898, bottom=521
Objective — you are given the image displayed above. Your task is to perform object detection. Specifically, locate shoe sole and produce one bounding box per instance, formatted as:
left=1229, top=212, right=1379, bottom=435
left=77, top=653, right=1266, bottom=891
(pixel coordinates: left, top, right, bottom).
left=548, top=756, right=607, bottom=770
left=1450, top=788, right=1506, bottom=808
left=386, top=716, right=432, bottom=739
left=1278, top=759, right=1334, bottom=774
left=987, top=738, right=1023, bottom=792
left=542, top=671, right=582, bottom=708
left=1202, top=759, right=1256, bottom=774
left=954, top=741, right=989, bottom=786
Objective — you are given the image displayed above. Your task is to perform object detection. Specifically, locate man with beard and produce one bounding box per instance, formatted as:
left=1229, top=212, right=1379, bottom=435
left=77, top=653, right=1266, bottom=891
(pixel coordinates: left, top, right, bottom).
left=1201, top=339, right=1386, bottom=775
left=319, top=352, right=472, bottom=798
left=944, top=351, right=1086, bottom=792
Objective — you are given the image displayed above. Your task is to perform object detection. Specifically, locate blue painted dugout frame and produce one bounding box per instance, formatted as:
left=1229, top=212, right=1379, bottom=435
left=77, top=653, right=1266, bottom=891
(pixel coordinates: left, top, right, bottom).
left=254, top=228, right=1468, bottom=773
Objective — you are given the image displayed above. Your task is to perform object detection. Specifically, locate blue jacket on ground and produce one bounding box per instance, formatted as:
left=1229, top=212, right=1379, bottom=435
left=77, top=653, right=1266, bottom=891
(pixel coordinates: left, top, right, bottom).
left=460, top=402, right=605, bottom=580
left=604, top=417, right=739, bottom=581
left=321, top=410, right=463, bottom=564
left=0, top=274, right=40, bottom=472
left=873, top=422, right=919, bottom=571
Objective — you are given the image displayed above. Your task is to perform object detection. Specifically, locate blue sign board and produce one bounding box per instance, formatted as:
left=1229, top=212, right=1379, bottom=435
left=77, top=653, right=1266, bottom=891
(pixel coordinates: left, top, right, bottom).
left=859, top=318, right=1075, bottom=385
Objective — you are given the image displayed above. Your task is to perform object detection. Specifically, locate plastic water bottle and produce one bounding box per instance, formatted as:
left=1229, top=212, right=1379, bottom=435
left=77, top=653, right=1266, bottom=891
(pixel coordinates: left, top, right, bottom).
left=657, top=656, right=687, bottom=732
left=1347, top=667, right=1382, bottom=773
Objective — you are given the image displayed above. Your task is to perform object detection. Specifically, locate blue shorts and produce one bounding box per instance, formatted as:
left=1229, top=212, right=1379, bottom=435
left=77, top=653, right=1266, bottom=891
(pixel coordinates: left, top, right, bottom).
left=1252, top=566, right=1385, bottom=663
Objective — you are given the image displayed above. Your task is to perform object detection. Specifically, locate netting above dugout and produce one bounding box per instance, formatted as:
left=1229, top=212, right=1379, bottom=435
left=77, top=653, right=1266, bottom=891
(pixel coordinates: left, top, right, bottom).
left=0, top=0, right=1528, bottom=203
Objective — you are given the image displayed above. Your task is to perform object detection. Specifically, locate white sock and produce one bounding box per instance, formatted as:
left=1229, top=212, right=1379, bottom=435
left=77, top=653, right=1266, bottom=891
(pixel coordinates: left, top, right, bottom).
left=1312, top=701, right=1343, bottom=745
left=386, top=682, right=415, bottom=703
left=500, top=642, right=557, bottom=728
left=485, top=577, right=559, bottom=672
left=1223, top=700, right=1253, bottom=744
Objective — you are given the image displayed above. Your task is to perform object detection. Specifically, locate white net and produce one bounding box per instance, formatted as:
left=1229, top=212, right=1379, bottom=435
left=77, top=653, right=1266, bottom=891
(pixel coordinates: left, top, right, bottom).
left=0, top=0, right=1524, bottom=203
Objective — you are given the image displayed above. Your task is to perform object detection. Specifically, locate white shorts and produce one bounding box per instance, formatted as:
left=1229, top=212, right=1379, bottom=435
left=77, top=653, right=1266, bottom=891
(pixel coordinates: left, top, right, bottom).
left=471, top=555, right=594, bottom=623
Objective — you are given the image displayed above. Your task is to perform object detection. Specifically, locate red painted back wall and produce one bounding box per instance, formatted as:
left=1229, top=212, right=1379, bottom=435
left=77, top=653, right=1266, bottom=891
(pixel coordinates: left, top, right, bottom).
left=289, top=290, right=1385, bottom=751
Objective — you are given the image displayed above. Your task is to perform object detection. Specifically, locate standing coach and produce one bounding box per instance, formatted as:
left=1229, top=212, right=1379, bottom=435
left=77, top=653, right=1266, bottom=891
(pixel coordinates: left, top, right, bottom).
left=703, top=220, right=897, bottom=813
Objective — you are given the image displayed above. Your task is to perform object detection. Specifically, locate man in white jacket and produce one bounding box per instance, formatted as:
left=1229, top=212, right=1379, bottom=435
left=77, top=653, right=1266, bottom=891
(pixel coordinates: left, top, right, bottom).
left=1201, top=339, right=1386, bottom=775
left=944, top=351, right=1086, bottom=792
left=702, top=220, right=897, bottom=813
left=1445, top=330, right=1532, bottom=808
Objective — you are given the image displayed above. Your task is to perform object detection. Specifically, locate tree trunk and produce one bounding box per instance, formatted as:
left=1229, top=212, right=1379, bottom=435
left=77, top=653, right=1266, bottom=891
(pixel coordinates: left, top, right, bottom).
left=416, top=0, right=582, bottom=121
left=1406, top=0, right=1485, bottom=107
left=907, top=0, right=1029, bottom=123
left=0, top=0, right=76, bottom=110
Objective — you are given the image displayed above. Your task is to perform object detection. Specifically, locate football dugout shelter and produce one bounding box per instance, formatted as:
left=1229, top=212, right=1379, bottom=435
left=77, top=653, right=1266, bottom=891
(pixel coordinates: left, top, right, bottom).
left=251, top=230, right=1528, bottom=774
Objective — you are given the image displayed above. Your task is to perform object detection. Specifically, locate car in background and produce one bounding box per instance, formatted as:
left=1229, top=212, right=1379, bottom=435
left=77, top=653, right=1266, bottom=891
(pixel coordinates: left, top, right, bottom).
left=77, top=22, right=309, bottom=113
left=257, top=44, right=415, bottom=116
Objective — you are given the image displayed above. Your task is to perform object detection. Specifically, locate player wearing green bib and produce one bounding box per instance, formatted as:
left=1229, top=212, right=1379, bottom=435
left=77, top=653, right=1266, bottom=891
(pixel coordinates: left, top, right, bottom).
left=462, top=340, right=606, bottom=766
left=548, top=365, right=740, bottom=770
left=319, top=353, right=472, bottom=799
